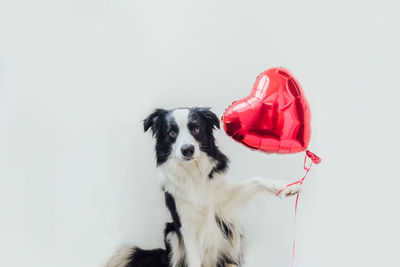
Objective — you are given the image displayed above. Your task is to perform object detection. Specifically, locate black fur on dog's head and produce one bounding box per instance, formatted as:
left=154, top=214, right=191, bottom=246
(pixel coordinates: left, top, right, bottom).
left=144, top=107, right=229, bottom=178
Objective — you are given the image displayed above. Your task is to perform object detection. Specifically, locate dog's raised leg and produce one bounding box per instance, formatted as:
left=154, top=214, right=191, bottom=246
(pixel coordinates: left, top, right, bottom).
left=221, top=177, right=301, bottom=215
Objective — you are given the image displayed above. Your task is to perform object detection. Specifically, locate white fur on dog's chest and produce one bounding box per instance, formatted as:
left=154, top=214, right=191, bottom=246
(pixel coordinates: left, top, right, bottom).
left=160, top=154, right=238, bottom=266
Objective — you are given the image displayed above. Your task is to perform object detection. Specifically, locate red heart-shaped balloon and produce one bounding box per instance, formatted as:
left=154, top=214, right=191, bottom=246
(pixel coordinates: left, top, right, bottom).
left=222, top=67, right=311, bottom=154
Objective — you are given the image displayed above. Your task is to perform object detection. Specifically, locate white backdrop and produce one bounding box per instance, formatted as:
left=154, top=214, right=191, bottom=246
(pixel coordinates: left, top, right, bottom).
left=1, top=1, right=399, bottom=267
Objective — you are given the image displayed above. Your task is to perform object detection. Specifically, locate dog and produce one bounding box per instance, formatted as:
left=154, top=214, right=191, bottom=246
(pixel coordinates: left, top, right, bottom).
left=105, top=107, right=301, bottom=267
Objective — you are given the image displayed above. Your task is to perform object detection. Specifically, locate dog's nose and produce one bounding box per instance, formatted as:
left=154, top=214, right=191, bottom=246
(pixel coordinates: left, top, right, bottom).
left=181, top=144, right=195, bottom=157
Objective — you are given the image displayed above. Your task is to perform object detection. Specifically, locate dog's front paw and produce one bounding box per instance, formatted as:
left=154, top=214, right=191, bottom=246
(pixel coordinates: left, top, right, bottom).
left=279, top=183, right=302, bottom=197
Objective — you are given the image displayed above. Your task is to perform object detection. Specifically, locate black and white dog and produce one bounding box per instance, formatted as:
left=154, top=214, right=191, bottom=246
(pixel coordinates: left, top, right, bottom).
left=106, top=107, right=301, bottom=267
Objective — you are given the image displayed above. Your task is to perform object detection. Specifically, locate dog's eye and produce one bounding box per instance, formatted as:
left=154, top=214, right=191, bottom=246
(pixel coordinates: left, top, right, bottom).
left=192, top=127, right=200, bottom=135
left=169, top=130, right=177, bottom=137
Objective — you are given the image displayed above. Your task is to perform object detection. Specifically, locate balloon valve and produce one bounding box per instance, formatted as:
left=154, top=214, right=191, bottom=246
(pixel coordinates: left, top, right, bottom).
left=306, top=150, right=321, bottom=164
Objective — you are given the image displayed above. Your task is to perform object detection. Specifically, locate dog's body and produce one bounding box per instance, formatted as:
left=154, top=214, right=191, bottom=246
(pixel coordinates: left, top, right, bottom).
left=106, top=108, right=300, bottom=267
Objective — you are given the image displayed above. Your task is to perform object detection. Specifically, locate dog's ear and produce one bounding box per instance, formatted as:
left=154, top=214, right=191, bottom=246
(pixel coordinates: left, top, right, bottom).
left=196, top=107, right=220, bottom=130
left=143, top=109, right=167, bottom=134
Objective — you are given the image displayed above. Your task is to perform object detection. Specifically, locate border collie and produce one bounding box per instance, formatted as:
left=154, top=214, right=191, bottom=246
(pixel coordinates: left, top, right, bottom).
left=105, top=107, right=301, bottom=267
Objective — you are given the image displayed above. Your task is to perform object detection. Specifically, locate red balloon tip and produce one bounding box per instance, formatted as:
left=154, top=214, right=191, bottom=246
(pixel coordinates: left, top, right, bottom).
left=306, top=150, right=321, bottom=164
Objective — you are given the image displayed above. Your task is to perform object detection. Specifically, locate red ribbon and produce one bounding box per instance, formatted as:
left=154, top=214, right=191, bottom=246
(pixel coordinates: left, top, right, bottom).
left=276, top=150, right=320, bottom=267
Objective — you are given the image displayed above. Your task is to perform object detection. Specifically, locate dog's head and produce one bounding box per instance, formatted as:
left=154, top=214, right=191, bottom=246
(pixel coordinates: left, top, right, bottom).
left=144, top=107, right=228, bottom=176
